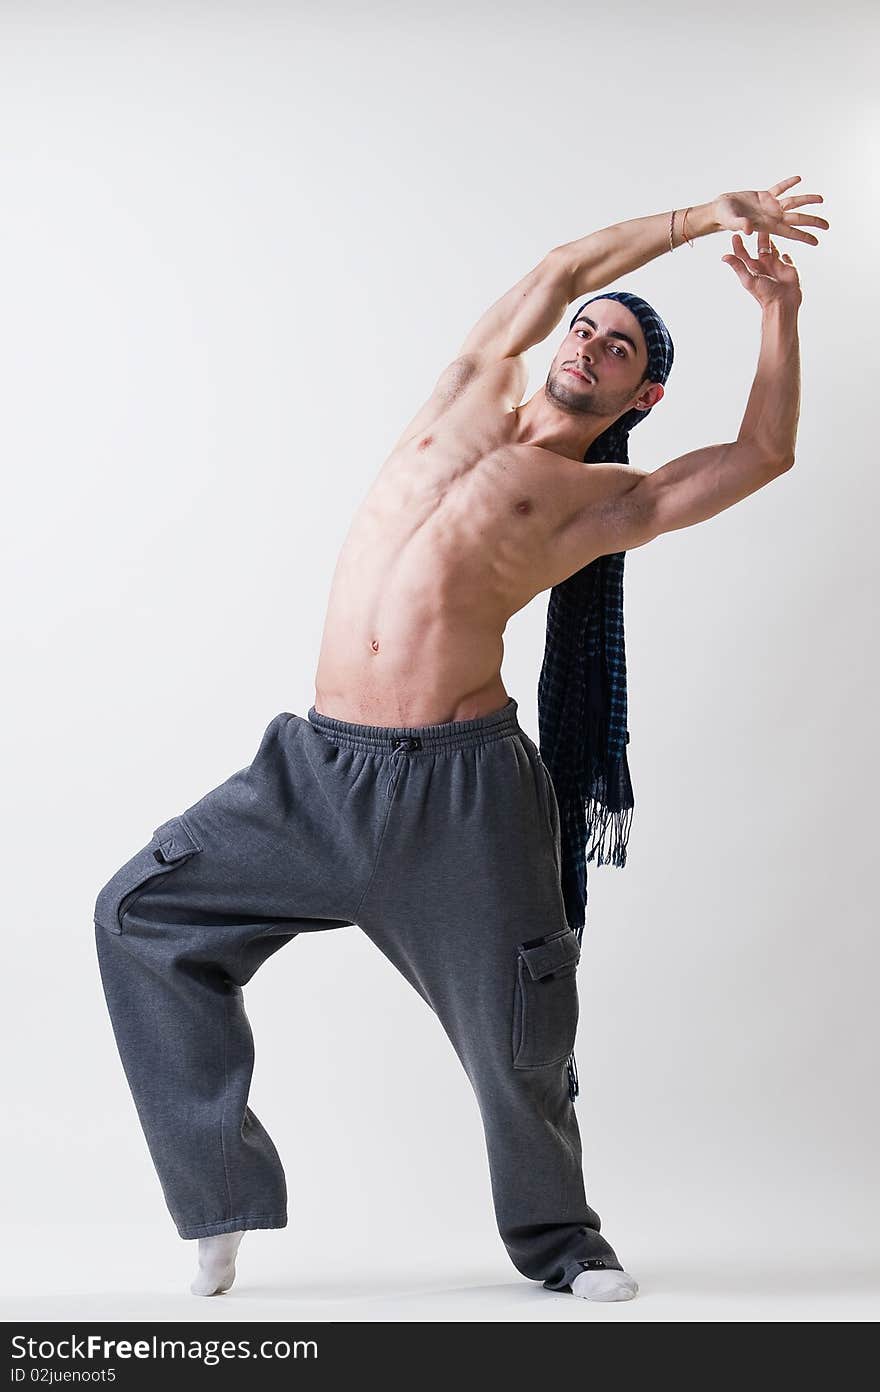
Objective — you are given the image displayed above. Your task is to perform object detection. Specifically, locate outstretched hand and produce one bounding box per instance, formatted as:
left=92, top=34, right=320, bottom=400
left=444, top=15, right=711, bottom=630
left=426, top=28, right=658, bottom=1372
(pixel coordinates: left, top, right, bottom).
left=714, top=175, right=829, bottom=246
left=721, top=230, right=803, bottom=310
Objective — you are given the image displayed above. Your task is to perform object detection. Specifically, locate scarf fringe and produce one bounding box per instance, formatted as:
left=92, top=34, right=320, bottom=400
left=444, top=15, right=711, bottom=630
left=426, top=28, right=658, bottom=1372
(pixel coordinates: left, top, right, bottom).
left=583, top=796, right=634, bottom=869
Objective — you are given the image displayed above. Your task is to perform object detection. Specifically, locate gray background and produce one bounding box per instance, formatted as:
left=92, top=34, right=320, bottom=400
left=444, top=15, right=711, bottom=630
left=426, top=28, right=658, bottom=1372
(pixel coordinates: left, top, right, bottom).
left=2, top=0, right=877, bottom=1321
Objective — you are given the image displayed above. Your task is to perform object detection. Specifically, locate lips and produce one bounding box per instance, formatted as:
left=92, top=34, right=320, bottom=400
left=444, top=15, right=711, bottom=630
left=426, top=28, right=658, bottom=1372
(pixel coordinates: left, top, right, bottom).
left=565, top=366, right=594, bottom=383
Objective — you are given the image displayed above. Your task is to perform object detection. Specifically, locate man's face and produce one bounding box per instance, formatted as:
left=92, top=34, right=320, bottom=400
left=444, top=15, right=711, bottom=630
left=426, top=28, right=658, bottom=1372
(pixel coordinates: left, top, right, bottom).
left=546, top=299, right=662, bottom=419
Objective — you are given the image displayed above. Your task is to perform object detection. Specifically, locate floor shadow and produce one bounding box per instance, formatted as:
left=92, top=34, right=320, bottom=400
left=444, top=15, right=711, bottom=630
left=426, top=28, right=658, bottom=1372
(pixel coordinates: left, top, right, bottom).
left=642, top=1258, right=880, bottom=1299
left=235, top=1276, right=533, bottom=1305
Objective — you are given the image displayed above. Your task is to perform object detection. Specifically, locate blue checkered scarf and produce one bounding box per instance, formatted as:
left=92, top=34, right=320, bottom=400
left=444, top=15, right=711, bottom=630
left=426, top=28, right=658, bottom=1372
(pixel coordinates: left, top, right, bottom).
left=537, top=291, right=674, bottom=1098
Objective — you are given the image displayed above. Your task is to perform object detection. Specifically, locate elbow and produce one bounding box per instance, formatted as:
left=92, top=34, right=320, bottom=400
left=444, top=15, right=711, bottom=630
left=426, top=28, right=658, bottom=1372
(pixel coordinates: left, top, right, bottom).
left=544, top=245, right=576, bottom=301
left=738, top=437, right=797, bottom=478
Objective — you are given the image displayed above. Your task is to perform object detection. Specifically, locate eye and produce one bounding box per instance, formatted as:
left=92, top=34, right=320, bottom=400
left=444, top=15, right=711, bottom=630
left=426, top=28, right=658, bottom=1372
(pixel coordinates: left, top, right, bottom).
left=575, top=329, right=626, bottom=359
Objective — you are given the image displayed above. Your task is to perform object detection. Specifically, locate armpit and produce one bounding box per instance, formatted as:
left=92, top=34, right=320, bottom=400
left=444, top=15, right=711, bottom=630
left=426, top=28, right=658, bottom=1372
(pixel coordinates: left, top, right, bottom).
left=553, top=468, right=655, bottom=575
left=437, top=355, right=482, bottom=404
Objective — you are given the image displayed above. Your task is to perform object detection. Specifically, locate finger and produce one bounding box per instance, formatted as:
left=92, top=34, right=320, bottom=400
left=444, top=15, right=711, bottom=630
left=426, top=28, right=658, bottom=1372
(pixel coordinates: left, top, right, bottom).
left=722, top=248, right=756, bottom=274
left=721, top=254, right=754, bottom=287
left=769, top=175, right=802, bottom=196
left=731, top=232, right=761, bottom=269
left=782, top=211, right=830, bottom=229
left=772, top=225, right=820, bottom=246
left=779, top=193, right=824, bottom=210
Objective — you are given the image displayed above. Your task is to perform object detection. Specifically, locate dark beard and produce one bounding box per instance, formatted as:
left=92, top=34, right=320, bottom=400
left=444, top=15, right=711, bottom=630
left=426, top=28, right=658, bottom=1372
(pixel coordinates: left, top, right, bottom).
left=544, top=370, right=630, bottom=421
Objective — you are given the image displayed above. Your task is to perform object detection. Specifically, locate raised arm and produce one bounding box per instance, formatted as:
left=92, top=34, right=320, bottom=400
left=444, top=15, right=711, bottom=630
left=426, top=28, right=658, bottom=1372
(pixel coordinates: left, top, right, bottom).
left=554, top=175, right=826, bottom=302
left=393, top=177, right=825, bottom=449
left=455, top=194, right=720, bottom=366
left=555, top=231, right=804, bottom=565
left=633, top=234, right=802, bottom=539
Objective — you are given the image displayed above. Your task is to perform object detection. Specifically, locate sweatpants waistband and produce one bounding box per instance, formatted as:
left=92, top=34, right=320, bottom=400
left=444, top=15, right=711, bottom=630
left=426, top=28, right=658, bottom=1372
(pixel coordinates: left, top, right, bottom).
left=306, top=696, right=522, bottom=754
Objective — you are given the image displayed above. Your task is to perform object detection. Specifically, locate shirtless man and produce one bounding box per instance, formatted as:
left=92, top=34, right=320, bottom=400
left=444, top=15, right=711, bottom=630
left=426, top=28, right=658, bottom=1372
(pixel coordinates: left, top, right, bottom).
left=94, top=176, right=826, bottom=1305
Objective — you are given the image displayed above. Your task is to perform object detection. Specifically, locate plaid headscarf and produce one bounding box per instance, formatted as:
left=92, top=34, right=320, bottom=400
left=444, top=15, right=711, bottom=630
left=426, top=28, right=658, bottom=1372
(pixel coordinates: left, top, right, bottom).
left=536, top=291, right=674, bottom=1099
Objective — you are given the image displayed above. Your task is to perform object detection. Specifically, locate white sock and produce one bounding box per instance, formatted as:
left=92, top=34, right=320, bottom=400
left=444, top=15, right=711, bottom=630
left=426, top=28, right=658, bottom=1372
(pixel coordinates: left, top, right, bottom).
left=190, top=1230, right=245, bottom=1297
left=571, top=1267, right=639, bottom=1302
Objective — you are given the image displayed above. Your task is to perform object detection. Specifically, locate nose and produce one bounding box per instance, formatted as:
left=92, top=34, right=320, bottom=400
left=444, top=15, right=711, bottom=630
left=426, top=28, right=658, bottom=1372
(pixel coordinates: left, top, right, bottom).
left=574, top=351, right=593, bottom=378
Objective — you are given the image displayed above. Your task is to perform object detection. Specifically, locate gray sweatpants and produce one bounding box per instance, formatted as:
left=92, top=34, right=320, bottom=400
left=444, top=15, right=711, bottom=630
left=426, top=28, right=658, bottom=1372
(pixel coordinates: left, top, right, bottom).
left=93, top=697, right=623, bottom=1291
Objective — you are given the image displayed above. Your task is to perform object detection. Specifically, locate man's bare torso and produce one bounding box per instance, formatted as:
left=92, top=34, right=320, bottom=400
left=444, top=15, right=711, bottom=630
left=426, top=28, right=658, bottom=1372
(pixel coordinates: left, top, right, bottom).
left=313, top=360, right=635, bottom=726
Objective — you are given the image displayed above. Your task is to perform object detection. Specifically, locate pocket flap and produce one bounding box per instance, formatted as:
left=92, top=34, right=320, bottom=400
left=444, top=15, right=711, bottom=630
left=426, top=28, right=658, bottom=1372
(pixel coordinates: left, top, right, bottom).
left=519, top=929, right=580, bottom=981
left=152, top=815, right=203, bottom=863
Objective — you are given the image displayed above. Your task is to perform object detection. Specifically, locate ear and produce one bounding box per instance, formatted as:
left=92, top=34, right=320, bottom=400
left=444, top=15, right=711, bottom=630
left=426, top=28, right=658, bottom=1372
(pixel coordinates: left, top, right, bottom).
left=632, top=382, right=664, bottom=412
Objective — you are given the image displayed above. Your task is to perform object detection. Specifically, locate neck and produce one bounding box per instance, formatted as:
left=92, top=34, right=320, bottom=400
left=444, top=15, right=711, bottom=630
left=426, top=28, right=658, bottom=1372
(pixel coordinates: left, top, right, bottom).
left=512, top=390, right=619, bottom=462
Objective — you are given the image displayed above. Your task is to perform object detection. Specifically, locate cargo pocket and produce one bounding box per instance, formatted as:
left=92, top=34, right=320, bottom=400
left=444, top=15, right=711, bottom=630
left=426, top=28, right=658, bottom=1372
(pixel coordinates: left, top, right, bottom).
left=93, top=814, right=203, bottom=935
left=512, top=927, right=580, bottom=1069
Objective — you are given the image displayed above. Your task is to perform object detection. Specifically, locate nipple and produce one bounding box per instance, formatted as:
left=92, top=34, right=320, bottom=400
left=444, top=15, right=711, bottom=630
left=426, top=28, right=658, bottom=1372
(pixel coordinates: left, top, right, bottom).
left=417, top=435, right=433, bottom=451
left=515, top=499, right=532, bottom=514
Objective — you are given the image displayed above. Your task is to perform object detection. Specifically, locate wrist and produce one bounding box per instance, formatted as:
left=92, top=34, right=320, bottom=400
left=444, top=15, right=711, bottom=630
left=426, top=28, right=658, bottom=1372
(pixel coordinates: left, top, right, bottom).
left=682, top=200, right=722, bottom=240
left=762, top=298, right=801, bottom=327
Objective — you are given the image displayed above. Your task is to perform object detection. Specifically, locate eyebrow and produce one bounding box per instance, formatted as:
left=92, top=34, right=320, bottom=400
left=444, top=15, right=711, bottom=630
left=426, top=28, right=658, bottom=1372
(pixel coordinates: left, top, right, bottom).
left=573, top=315, right=640, bottom=356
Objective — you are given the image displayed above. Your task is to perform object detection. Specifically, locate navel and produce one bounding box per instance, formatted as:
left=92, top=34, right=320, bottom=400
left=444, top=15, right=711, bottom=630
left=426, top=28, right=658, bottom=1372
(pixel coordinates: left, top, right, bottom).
left=370, top=638, right=380, bottom=653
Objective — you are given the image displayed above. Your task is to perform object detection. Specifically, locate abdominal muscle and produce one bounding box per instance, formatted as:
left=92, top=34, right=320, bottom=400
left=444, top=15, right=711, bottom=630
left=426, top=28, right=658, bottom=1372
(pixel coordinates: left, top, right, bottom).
left=313, top=431, right=576, bottom=727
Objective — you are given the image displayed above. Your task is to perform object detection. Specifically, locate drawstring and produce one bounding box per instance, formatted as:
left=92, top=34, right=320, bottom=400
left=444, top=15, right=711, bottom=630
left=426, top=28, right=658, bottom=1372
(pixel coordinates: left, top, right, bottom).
left=387, top=741, right=407, bottom=797
left=386, top=736, right=422, bottom=798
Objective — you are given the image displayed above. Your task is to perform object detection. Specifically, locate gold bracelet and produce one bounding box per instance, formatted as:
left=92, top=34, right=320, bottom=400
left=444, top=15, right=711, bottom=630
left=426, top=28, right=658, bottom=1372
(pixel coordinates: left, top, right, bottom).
left=668, top=209, right=676, bottom=252
left=682, top=206, right=695, bottom=248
